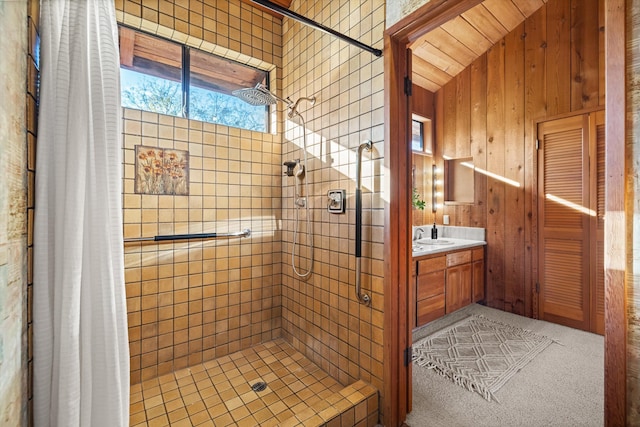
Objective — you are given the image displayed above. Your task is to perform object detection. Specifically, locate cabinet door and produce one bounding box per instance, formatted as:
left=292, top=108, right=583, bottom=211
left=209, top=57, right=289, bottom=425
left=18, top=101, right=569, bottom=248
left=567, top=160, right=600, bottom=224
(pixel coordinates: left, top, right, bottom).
left=446, top=264, right=471, bottom=313
left=472, top=259, right=485, bottom=302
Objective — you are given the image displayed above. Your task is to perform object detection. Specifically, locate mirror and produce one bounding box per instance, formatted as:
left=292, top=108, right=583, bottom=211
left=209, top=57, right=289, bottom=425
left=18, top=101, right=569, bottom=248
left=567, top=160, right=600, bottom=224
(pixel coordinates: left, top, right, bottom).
left=412, top=153, right=433, bottom=225
left=411, top=85, right=435, bottom=225
left=444, top=157, right=474, bottom=204
left=411, top=84, right=435, bottom=226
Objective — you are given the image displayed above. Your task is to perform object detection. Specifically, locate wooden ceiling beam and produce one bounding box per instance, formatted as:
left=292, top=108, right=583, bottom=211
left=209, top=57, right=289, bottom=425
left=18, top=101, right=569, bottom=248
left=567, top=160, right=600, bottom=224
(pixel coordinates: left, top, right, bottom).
left=119, top=26, right=136, bottom=67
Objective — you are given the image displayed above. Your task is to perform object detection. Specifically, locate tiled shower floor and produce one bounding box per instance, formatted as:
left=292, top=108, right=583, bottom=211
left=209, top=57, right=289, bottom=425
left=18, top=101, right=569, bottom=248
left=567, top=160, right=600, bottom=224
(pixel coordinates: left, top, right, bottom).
left=129, top=339, right=353, bottom=426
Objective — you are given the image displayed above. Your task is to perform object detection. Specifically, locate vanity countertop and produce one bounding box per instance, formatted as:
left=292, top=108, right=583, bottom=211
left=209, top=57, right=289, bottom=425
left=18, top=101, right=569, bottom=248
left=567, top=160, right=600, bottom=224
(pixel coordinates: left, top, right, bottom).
left=412, top=237, right=486, bottom=258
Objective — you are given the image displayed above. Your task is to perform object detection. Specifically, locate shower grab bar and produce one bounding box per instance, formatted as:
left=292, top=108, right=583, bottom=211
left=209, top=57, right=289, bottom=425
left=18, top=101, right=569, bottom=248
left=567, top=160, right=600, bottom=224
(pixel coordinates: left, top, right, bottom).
left=123, top=228, right=251, bottom=243
left=355, top=140, right=372, bottom=306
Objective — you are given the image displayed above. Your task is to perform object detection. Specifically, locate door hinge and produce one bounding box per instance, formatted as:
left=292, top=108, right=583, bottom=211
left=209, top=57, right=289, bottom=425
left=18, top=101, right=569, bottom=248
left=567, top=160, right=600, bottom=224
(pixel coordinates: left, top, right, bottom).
left=404, top=346, right=412, bottom=367
left=535, top=282, right=540, bottom=293
left=535, top=139, right=540, bottom=150
left=404, top=76, right=412, bottom=96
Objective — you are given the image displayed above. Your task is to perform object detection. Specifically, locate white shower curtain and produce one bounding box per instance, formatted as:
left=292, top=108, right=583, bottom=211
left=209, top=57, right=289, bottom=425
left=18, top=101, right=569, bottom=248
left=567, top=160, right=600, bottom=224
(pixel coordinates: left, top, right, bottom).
left=33, top=1, right=129, bottom=426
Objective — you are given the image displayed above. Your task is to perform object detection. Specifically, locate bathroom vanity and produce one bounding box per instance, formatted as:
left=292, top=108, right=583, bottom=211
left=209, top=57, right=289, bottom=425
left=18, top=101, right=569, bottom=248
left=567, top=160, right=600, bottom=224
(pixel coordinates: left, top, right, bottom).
left=411, top=227, right=486, bottom=329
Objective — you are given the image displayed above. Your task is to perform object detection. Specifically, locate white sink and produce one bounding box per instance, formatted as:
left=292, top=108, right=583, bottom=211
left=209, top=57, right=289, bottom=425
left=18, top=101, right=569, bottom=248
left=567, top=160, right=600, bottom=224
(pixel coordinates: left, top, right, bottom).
left=415, top=238, right=455, bottom=246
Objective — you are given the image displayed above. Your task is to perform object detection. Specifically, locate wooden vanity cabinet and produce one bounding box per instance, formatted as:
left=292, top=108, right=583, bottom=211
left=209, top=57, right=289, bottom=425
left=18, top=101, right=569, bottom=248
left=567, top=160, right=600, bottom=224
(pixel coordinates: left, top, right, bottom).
left=414, top=245, right=486, bottom=328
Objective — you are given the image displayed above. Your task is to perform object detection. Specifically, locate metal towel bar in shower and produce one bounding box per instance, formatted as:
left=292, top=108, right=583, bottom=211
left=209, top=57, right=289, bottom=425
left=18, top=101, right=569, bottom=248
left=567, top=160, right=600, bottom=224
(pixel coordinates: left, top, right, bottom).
left=123, top=228, right=251, bottom=243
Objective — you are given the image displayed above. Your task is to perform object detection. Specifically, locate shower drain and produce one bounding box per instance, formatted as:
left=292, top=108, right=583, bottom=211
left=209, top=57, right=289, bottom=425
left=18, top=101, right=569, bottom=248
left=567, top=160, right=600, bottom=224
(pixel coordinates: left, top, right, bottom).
left=251, top=381, right=267, bottom=392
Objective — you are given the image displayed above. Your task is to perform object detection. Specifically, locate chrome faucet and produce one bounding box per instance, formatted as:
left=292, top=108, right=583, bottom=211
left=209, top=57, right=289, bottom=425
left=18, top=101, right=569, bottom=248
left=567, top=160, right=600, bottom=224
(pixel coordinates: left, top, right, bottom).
left=414, top=227, right=426, bottom=241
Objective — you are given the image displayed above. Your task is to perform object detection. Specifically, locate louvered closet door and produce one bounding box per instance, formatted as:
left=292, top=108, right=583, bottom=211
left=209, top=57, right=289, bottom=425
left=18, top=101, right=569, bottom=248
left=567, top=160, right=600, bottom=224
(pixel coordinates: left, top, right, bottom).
left=537, top=115, right=591, bottom=331
left=590, top=111, right=605, bottom=335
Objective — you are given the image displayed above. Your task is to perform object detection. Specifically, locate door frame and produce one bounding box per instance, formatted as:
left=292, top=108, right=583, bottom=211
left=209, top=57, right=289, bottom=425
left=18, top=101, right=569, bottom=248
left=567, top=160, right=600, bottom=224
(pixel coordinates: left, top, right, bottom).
left=382, top=0, right=627, bottom=425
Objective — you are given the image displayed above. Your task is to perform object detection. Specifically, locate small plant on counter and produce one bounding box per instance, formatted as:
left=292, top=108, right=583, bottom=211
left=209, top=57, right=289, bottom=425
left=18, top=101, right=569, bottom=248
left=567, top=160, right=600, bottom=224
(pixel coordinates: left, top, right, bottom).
left=412, top=187, right=426, bottom=210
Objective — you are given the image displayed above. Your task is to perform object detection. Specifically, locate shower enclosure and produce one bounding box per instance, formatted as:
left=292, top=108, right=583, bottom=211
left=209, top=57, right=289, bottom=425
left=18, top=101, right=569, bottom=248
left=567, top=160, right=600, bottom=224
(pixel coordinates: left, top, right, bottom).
left=116, top=0, right=385, bottom=425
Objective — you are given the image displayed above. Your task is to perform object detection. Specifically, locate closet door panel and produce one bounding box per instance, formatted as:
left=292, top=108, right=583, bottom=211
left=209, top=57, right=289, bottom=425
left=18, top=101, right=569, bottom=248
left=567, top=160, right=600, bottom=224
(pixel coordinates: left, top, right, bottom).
left=537, top=115, right=590, bottom=331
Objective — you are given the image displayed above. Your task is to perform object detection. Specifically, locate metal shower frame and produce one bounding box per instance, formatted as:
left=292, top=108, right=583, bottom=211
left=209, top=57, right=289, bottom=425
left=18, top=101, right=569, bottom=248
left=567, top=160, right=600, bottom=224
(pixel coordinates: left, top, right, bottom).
left=249, top=0, right=383, bottom=57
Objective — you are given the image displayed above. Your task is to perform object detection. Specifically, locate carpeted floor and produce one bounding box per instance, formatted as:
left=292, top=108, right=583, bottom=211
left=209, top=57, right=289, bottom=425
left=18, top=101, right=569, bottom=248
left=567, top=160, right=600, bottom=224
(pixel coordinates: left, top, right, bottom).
left=406, top=304, right=604, bottom=427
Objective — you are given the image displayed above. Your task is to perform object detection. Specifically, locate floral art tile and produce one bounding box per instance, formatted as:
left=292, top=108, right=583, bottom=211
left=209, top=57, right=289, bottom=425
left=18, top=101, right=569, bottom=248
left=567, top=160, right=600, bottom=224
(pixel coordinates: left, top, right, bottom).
left=135, top=145, right=189, bottom=195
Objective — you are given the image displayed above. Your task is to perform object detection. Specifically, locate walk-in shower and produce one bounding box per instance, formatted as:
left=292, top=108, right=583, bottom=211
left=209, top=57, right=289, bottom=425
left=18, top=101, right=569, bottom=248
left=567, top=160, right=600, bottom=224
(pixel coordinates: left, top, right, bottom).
left=233, top=84, right=316, bottom=278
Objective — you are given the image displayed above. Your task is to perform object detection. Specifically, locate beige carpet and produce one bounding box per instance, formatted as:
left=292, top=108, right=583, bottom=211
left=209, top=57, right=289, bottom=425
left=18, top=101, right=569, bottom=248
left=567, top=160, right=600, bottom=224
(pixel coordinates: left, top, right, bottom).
left=407, top=304, right=604, bottom=427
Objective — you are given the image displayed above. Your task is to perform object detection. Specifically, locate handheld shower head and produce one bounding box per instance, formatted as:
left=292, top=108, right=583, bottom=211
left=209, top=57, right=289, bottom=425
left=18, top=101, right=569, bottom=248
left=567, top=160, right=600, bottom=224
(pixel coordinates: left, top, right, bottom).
left=288, top=96, right=316, bottom=118
left=293, top=163, right=305, bottom=198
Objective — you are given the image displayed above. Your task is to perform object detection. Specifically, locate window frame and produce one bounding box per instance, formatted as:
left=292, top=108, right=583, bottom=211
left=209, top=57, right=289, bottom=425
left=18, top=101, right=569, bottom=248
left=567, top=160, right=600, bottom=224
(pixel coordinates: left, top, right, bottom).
left=118, top=24, right=272, bottom=133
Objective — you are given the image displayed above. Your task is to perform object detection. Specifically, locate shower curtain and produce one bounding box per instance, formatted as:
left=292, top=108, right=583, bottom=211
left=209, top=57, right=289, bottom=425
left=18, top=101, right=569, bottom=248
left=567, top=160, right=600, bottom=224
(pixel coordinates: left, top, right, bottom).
left=33, top=1, right=129, bottom=426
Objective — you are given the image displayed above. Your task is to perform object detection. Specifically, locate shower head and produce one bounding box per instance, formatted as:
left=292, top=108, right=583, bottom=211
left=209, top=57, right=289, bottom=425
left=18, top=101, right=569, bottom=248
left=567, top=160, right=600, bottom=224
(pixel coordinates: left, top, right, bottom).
left=232, top=84, right=279, bottom=106
left=288, top=96, right=316, bottom=118
left=233, top=83, right=293, bottom=107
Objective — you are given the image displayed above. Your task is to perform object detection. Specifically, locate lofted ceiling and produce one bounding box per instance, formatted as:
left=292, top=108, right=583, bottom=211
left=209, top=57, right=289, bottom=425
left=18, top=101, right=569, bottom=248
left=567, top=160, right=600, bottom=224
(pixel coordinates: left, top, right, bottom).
left=410, top=0, right=548, bottom=92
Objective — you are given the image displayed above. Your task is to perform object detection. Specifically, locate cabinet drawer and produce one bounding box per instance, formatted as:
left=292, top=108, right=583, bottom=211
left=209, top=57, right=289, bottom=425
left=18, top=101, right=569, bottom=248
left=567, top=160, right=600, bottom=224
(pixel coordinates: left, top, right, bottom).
left=417, top=270, right=445, bottom=300
left=417, top=294, right=446, bottom=326
left=472, top=247, right=484, bottom=261
left=417, top=256, right=446, bottom=275
left=446, top=250, right=471, bottom=267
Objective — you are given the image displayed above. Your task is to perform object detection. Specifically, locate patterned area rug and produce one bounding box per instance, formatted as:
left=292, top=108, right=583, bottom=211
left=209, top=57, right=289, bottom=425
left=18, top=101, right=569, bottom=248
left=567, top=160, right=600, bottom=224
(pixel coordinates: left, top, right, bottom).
left=412, top=315, right=557, bottom=402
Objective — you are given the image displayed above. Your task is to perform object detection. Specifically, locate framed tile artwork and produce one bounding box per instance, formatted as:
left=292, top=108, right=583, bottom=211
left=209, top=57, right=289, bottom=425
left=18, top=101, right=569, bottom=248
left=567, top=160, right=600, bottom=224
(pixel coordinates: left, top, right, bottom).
left=135, top=145, right=189, bottom=195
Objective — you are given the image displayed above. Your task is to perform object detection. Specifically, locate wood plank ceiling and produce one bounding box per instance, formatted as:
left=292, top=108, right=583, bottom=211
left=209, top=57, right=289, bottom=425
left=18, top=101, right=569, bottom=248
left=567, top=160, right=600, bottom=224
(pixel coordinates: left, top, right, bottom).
left=411, top=0, right=548, bottom=92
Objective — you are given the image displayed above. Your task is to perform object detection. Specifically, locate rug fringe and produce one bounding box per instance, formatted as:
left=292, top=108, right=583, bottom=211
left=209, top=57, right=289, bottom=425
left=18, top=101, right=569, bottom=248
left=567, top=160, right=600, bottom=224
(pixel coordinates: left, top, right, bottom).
left=414, top=355, right=500, bottom=403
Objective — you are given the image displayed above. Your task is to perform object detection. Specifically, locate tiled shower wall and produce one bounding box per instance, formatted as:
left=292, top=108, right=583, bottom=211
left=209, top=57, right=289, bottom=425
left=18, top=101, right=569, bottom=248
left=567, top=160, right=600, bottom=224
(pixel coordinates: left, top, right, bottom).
left=122, top=111, right=284, bottom=383
left=280, top=0, right=386, bottom=396
left=115, top=0, right=286, bottom=384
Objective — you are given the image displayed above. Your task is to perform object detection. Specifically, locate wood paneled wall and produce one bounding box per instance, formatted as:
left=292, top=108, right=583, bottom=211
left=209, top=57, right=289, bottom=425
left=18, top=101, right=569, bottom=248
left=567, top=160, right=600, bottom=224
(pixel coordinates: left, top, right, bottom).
left=431, top=0, right=605, bottom=316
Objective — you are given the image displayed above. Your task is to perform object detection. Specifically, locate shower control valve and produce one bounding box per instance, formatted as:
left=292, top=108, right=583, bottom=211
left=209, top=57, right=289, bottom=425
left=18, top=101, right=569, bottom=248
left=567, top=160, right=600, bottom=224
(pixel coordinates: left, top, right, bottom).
left=327, top=189, right=346, bottom=214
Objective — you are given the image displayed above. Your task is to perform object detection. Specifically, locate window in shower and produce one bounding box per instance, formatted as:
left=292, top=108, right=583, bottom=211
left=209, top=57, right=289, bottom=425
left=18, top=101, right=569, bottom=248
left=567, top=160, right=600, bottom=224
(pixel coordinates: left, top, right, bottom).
left=188, top=49, right=269, bottom=132
left=119, top=27, right=183, bottom=117
left=118, top=25, right=270, bottom=132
